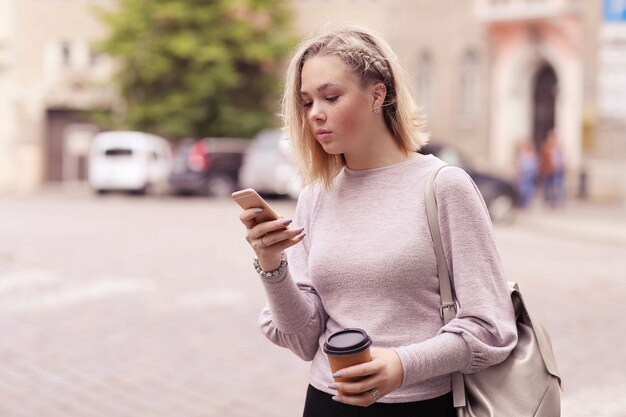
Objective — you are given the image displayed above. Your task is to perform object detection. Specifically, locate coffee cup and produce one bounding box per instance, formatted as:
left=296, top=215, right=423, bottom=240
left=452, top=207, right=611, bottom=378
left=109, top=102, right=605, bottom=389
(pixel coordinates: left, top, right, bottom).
left=323, top=328, right=372, bottom=383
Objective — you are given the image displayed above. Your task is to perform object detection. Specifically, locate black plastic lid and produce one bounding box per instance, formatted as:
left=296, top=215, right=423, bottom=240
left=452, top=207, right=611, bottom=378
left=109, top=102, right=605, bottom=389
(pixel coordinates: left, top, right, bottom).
left=323, top=328, right=372, bottom=356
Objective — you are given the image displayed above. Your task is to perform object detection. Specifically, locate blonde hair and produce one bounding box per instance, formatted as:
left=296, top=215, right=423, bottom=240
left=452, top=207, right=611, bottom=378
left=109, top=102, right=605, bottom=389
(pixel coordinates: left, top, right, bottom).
left=282, top=26, right=429, bottom=189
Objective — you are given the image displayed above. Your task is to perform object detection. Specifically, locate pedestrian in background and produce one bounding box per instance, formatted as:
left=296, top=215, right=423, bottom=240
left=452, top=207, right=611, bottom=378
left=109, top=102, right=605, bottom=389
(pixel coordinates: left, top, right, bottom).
left=540, top=130, right=566, bottom=208
left=237, top=26, right=517, bottom=416
left=515, top=139, right=539, bottom=208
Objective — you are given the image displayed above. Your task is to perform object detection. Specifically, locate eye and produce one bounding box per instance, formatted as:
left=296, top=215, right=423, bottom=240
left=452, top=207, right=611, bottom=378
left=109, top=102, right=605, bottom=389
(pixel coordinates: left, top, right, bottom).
left=302, top=100, right=312, bottom=108
left=326, top=96, right=339, bottom=103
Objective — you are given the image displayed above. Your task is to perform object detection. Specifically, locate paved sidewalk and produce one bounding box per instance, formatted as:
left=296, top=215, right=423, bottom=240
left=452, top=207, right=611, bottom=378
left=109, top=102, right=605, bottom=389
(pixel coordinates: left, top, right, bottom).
left=0, top=191, right=624, bottom=417
left=514, top=200, right=626, bottom=246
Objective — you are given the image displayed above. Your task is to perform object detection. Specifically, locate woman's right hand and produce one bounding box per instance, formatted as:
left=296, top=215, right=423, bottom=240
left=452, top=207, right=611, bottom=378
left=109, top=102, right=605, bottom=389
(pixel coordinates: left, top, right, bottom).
left=239, top=208, right=306, bottom=272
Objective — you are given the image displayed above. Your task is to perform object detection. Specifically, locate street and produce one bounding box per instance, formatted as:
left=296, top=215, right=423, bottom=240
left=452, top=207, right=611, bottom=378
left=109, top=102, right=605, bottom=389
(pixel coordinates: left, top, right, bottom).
left=0, top=192, right=625, bottom=417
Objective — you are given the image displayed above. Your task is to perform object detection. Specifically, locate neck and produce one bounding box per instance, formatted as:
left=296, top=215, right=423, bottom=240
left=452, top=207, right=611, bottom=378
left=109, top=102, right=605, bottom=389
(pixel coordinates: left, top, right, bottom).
left=344, top=131, right=413, bottom=170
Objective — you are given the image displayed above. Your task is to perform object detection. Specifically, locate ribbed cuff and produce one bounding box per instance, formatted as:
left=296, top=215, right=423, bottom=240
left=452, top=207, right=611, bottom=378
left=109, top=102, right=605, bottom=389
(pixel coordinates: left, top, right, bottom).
left=392, top=332, right=470, bottom=387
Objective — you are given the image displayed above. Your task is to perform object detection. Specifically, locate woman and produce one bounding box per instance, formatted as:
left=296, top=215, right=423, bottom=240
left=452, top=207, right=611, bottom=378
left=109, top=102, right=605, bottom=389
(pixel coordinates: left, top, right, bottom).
left=238, top=26, right=517, bottom=416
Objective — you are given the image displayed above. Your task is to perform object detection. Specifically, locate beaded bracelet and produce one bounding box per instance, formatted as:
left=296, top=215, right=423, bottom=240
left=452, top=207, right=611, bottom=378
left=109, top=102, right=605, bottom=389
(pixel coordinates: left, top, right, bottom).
left=253, top=252, right=287, bottom=279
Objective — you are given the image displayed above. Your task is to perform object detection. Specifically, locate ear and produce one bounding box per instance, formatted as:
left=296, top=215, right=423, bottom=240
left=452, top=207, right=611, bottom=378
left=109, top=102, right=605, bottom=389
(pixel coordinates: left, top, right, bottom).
left=371, top=82, right=387, bottom=108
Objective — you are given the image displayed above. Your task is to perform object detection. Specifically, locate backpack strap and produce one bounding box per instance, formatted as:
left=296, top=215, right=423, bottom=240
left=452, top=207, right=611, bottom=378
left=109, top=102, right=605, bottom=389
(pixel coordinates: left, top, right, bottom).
left=425, top=165, right=466, bottom=407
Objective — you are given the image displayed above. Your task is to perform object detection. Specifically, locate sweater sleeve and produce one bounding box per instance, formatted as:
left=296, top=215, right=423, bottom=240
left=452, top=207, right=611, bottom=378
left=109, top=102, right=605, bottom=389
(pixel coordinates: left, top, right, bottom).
left=257, top=186, right=328, bottom=361
left=393, top=167, right=517, bottom=386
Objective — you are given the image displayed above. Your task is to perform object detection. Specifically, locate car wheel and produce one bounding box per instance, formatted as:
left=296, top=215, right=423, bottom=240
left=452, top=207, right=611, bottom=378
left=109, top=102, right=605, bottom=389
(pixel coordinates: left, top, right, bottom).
left=131, top=185, right=148, bottom=196
left=487, top=194, right=515, bottom=224
left=146, top=180, right=168, bottom=197
left=207, top=175, right=236, bottom=197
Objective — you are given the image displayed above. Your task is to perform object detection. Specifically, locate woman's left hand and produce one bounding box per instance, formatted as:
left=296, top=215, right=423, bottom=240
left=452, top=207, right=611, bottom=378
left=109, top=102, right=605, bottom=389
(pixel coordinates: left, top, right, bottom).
left=328, top=347, right=404, bottom=406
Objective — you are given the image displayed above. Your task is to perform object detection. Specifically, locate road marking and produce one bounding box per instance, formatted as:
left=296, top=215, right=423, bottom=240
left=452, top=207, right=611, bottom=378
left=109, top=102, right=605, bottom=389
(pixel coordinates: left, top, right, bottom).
left=0, top=269, right=59, bottom=293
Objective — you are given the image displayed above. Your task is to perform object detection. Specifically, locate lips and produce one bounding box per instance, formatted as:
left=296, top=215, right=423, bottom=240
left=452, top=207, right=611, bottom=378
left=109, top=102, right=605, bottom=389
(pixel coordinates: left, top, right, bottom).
left=315, top=129, right=332, bottom=140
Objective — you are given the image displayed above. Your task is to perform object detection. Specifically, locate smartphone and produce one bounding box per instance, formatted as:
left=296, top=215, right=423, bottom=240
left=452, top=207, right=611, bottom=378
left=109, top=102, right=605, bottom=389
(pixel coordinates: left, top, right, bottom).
left=232, top=188, right=281, bottom=224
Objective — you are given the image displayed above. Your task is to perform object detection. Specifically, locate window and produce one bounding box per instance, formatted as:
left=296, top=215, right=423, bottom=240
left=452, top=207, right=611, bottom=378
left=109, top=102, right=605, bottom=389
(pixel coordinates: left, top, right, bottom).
left=104, top=148, right=133, bottom=157
left=458, top=49, right=480, bottom=122
left=416, top=51, right=433, bottom=114
left=60, top=40, right=72, bottom=67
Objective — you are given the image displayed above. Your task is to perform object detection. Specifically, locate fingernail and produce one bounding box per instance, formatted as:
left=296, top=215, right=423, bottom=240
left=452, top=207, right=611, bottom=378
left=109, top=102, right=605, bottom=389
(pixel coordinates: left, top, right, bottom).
left=282, top=219, right=292, bottom=226
left=254, top=208, right=263, bottom=213
left=332, top=372, right=342, bottom=378
left=332, top=396, right=341, bottom=402
left=328, top=384, right=338, bottom=390
left=295, top=227, right=305, bottom=233
left=297, top=232, right=307, bottom=240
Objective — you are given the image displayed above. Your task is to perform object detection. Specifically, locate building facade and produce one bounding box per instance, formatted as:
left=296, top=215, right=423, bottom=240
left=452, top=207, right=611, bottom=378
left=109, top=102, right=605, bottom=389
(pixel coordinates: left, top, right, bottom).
left=0, top=0, right=624, bottom=201
left=293, top=0, right=626, bottom=202
left=0, top=0, right=115, bottom=193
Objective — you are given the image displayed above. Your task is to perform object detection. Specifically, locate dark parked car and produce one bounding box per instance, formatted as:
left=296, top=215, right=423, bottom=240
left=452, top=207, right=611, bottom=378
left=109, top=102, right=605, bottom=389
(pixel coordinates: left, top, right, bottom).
left=169, top=137, right=249, bottom=197
left=419, top=143, right=518, bottom=223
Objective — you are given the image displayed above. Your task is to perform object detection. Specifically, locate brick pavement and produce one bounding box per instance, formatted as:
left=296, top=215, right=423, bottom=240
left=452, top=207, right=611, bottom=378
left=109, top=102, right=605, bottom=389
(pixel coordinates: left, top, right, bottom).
left=0, top=195, right=308, bottom=417
left=0, top=193, right=625, bottom=417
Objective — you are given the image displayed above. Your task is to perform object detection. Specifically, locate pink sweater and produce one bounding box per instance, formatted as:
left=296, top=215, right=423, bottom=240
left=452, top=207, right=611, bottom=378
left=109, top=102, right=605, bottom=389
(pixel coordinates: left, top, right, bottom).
left=258, top=155, right=517, bottom=403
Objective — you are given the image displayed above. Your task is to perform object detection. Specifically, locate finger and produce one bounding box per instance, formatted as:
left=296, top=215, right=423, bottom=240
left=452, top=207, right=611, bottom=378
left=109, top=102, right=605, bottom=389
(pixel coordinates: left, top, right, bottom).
left=253, top=218, right=293, bottom=236
left=253, top=231, right=306, bottom=253
left=242, top=219, right=256, bottom=230
left=329, top=373, right=381, bottom=395
left=239, top=208, right=263, bottom=229
left=333, top=360, right=379, bottom=382
left=332, top=391, right=375, bottom=407
left=240, top=208, right=263, bottom=222
left=257, top=227, right=305, bottom=247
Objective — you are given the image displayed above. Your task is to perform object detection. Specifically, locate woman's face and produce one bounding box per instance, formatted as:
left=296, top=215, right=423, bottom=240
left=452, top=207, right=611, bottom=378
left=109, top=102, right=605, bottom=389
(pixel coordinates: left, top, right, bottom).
left=300, top=54, right=375, bottom=156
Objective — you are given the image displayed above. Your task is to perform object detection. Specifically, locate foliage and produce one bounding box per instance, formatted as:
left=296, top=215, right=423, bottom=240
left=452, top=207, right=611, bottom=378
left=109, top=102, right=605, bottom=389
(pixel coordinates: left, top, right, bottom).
left=95, top=0, right=294, bottom=140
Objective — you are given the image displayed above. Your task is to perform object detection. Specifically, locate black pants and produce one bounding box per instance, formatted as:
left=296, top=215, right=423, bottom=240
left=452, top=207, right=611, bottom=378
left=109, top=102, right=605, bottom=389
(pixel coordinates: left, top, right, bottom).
left=303, top=385, right=456, bottom=417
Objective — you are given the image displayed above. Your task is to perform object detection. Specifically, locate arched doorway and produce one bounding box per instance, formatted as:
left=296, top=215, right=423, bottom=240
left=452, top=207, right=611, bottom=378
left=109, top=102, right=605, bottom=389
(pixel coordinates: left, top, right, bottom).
left=532, top=64, right=558, bottom=151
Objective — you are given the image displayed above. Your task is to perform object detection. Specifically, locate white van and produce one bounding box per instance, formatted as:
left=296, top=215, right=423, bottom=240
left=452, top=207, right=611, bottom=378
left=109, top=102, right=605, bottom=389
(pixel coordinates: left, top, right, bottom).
left=88, top=131, right=173, bottom=195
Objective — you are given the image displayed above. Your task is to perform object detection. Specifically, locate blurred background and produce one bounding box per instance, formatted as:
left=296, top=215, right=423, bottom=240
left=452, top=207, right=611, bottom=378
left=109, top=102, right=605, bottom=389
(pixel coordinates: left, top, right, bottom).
left=1, top=0, right=626, bottom=203
left=0, top=0, right=625, bottom=416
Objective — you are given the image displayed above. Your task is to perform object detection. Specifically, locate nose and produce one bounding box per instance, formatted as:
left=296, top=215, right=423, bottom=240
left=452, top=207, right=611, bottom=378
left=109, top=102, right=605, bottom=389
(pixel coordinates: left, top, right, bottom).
left=308, top=102, right=326, bottom=124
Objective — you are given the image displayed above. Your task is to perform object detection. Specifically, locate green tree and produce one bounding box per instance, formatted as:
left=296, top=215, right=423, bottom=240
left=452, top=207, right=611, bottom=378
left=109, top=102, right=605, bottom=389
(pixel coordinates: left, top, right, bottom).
left=96, top=0, right=294, bottom=140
